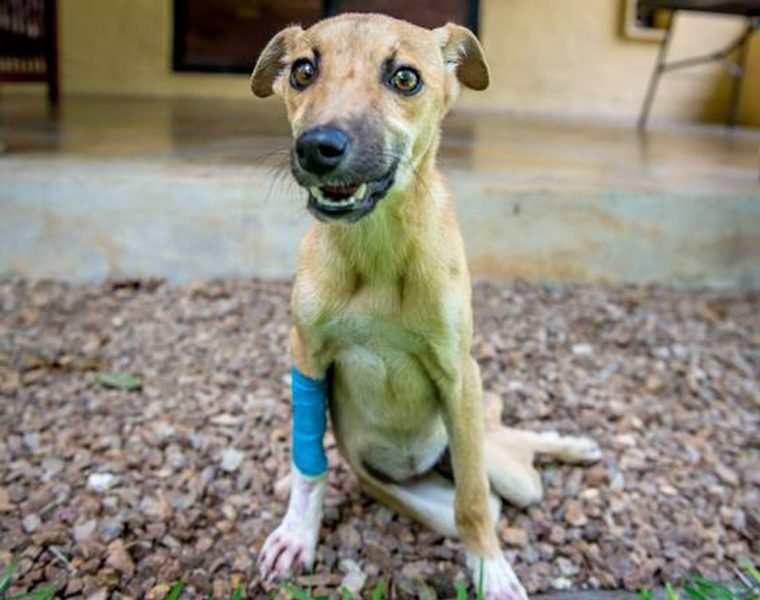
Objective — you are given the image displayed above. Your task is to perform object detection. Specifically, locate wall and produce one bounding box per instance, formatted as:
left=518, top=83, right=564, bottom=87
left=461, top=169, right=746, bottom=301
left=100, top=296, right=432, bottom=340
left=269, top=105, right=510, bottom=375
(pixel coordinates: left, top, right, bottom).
left=57, top=0, right=247, bottom=99
left=3, top=0, right=760, bottom=125
left=474, top=0, right=760, bottom=125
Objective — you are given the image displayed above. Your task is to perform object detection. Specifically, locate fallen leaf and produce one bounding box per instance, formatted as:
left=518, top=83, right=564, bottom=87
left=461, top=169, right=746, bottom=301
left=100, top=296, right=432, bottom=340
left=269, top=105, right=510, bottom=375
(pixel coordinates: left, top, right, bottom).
left=95, top=371, right=143, bottom=391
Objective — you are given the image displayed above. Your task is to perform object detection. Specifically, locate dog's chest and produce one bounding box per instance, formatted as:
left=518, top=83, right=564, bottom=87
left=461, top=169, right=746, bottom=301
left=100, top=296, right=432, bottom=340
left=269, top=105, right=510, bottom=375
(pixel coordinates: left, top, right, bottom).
left=320, top=278, right=452, bottom=355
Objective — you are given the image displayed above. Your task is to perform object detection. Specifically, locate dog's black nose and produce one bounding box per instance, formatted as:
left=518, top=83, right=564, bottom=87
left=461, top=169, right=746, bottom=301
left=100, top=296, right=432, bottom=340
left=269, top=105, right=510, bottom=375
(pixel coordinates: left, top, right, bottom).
left=295, top=126, right=350, bottom=175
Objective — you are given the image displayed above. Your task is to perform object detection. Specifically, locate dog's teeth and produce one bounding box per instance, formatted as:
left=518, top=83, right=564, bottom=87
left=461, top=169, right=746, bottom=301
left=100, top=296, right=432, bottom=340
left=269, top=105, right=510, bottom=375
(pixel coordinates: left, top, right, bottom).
left=311, top=183, right=369, bottom=209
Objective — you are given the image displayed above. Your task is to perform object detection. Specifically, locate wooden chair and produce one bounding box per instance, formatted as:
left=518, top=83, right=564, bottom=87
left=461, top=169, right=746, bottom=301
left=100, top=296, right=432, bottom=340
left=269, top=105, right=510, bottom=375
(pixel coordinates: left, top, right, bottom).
left=637, top=0, right=760, bottom=129
left=0, top=0, right=59, bottom=105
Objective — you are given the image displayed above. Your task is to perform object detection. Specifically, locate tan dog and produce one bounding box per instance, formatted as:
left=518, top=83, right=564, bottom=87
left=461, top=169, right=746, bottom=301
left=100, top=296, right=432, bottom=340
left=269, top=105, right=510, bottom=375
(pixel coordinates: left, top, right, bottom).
left=251, top=14, right=600, bottom=599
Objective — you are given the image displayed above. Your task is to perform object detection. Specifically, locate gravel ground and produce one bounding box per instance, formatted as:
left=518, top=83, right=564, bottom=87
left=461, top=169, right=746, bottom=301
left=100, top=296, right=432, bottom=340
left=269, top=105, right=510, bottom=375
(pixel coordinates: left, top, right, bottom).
left=1, top=278, right=759, bottom=599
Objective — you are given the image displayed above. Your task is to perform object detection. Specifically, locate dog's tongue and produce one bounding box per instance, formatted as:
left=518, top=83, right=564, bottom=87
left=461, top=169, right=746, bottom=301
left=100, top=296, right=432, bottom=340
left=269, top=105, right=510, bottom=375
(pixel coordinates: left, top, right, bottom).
left=321, top=183, right=360, bottom=200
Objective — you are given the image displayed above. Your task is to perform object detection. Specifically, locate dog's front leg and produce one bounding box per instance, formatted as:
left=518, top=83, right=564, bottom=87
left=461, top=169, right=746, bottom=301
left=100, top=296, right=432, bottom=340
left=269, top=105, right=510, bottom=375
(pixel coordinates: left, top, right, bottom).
left=259, top=328, right=328, bottom=581
left=259, top=469, right=325, bottom=580
left=443, top=357, right=529, bottom=600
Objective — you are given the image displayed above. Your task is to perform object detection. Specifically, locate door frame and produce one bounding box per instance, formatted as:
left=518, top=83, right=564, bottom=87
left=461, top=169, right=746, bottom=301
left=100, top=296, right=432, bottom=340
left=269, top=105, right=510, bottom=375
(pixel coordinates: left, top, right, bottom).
left=172, top=0, right=480, bottom=73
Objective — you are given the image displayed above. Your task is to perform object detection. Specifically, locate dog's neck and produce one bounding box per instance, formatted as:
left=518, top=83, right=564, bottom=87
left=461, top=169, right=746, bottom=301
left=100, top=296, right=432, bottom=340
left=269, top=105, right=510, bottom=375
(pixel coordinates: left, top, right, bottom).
left=320, top=146, right=444, bottom=282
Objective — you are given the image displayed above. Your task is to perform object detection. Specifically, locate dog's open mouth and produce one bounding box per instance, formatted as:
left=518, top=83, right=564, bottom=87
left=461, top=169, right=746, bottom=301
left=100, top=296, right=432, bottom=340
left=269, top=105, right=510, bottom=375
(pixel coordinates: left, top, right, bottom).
left=306, top=164, right=397, bottom=223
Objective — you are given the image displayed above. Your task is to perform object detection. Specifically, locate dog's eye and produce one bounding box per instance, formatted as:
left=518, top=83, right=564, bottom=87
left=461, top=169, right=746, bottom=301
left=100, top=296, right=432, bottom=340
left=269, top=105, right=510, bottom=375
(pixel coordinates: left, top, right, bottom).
left=390, top=67, right=421, bottom=96
left=290, top=59, right=317, bottom=90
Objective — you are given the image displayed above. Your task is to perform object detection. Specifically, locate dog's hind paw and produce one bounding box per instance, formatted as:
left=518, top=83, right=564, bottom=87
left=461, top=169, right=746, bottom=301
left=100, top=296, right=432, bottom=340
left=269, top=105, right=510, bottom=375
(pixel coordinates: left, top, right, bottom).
left=559, top=436, right=602, bottom=464
left=467, top=553, right=529, bottom=600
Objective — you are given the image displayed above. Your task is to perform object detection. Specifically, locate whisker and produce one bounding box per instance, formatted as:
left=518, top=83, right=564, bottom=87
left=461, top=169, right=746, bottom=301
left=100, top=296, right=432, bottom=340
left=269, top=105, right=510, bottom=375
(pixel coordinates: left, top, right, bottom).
left=250, top=146, right=292, bottom=168
left=256, top=144, right=435, bottom=209
left=262, top=155, right=301, bottom=205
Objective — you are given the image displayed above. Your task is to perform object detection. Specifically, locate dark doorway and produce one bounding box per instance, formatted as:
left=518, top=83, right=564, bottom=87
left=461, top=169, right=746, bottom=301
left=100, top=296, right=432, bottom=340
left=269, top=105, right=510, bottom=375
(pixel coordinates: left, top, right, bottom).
left=173, top=0, right=479, bottom=74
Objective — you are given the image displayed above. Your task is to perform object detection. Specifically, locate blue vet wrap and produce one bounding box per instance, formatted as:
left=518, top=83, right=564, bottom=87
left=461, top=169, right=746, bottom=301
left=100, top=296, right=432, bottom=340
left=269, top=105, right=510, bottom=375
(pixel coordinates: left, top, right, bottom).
left=291, top=367, right=328, bottom=478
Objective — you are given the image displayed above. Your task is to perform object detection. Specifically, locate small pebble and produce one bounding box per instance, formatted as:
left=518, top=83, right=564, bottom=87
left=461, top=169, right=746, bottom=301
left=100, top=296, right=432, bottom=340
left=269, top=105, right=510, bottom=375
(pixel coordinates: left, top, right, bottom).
left=2, top=279, right=757, bottom=596
left=73, top=519, right=98, bottom=542
left=22, top=514, right=41, bottom=533
left=87, top=473, right=116, bottom=493
left=221, top=448, right=244, bottom=472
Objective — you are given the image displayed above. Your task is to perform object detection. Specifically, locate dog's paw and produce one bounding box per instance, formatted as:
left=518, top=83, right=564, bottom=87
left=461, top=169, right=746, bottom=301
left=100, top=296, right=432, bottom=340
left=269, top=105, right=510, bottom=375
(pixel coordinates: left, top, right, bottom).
left=258, top=471, right=325, bottom=582
left=561, top=436, right=602, bottom=464
left=467, top=553, right=529, bottom=600
left=258, top=518, right=318, bottom=581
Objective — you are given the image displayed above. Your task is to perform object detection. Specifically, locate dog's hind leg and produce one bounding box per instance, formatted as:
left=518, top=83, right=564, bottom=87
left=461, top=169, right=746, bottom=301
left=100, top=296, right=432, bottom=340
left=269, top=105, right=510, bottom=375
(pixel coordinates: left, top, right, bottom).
left=484, top=436, right=544, bottom=508
left=481, top=390, right=600, bottom=507
left=355, top=468, right=501, bottom=539
left=492, top=428, right=601, bottom=465
left=485, top=428, right=601, bottom=508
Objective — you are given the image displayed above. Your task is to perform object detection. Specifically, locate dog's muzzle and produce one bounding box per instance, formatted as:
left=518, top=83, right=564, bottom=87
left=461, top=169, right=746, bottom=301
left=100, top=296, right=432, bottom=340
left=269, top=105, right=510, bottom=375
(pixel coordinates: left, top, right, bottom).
left=292, top=125, right=398, bottom=223
left=305, top=163, right=398, bottom=223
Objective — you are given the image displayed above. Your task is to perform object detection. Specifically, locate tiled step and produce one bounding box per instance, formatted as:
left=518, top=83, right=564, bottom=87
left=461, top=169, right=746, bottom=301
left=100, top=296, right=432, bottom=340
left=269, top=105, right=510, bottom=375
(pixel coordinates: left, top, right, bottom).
left=1, top=156, right=759, bottom=287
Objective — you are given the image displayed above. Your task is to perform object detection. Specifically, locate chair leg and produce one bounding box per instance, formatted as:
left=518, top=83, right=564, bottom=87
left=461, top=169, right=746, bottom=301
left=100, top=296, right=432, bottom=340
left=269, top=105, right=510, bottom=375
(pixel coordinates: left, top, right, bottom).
left=44, top=0, right=60, bottom=107
left=638, top=11, right=677, bottom=132
left=727, top=18, right=756, bottom=128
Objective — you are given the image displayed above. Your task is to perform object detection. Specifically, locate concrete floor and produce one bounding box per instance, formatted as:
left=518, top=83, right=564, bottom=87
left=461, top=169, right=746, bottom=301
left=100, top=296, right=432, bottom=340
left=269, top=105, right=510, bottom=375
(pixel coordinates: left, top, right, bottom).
left=1, top=95, right=759, bottom=286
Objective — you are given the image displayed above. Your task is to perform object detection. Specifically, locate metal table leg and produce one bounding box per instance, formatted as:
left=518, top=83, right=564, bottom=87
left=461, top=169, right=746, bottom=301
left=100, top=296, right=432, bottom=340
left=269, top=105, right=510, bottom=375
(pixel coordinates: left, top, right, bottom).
left=638, top=13, right=758, bottom=130
left=638, top=11, right=677, bottom=131
left=727, top=18, right=758, bottom=128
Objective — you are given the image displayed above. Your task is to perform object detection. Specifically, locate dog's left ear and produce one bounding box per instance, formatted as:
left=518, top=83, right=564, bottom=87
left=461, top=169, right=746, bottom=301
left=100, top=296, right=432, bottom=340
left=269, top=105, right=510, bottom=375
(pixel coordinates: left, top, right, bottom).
left=251, top=25, right=303, bottom=98
left=433, top=23, right=490, bottom=91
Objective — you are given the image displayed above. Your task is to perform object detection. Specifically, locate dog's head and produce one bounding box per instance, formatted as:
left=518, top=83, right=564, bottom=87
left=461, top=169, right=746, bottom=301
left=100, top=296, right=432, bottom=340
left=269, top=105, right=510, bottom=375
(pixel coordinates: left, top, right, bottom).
left=251, top=13, right=489, bottom=223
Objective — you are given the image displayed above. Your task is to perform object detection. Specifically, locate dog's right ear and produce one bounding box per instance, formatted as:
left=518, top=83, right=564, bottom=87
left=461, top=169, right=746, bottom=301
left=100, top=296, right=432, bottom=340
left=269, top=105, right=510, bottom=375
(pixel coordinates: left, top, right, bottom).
left=433, top=23, right=490, bottom=92
left=250, top=26, right=303, bottom=98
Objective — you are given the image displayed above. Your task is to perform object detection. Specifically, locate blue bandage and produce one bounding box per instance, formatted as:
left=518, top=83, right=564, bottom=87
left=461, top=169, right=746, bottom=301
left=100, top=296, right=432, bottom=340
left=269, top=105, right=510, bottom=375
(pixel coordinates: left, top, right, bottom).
left=291, top=367, right=328, bottom=478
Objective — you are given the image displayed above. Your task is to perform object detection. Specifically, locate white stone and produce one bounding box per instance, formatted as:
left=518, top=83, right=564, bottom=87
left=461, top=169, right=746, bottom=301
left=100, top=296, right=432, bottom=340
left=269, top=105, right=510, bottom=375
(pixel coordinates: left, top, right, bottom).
left=551, top=577, right=574, bottom=590
left=341, top=570, right=367, bottom=596
left=339, top=558, right=362, bottom=574
left=557, top=557, right=580, bottom=577
left=22, top=513, right=41, bottom=533
left=221, top=448, right=244, bottom=472
left=87, top=473, right=116, bottom=493
left=74, top=519, right=98, bottom=542
left=571, top=343, right=594, bottom=356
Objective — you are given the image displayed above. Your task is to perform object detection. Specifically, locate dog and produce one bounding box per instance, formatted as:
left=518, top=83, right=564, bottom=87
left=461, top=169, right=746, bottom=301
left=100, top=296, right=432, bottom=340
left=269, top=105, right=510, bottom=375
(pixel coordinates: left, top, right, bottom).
left=250, top=14, right=601, bottom=599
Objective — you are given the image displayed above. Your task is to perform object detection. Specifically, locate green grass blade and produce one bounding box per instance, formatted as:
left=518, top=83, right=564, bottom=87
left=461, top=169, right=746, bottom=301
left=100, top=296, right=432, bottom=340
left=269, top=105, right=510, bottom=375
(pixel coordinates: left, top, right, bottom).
left=0, top=561, right=17, bottom=593
left=95, top=371, right=143, bottom=391
left=455, top=580, right=469, bottom=600
left=5, top=584, right=58, bottom=600
left=665, top=582, right=680, bottom=600
left=165, top=581, right=183, bottom=600
left=32, top=584, right=58, bottom=600
left=478, top=558, right=485, bottom=600
left=637, top=590, right=655, bottom=600
left=340, top=587, right=354, bottom=600
left=371, top=579, right=386, bottom=600
left=682, top=585, right=711, bottom=600
left=688, top=576, right=737, bottom=600
left=283, top=584, right=313, bottom=600
left=735, top=566, right=760, bottom=599
left=738, top=557, right=760, bottom=586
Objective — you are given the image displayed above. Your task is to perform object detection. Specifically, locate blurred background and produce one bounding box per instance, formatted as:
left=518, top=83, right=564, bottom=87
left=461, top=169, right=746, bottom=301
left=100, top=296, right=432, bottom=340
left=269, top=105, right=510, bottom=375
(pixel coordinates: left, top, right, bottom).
left=1, top=0, right=758, bottom=286
left=2, top=3, right=760, bottom=598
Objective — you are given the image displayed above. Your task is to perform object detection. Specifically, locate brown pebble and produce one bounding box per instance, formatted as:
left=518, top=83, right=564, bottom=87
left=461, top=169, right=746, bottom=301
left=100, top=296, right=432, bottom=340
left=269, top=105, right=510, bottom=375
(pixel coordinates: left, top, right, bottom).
left=106, top=540, right=135, bottom=577
left=3, top=279, right=759, bottom=596
left=564, top=500, right=588, bottom=527
left=146, top=583, right=171, bottom=600
left=503, top=527, right=529, bottom=548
